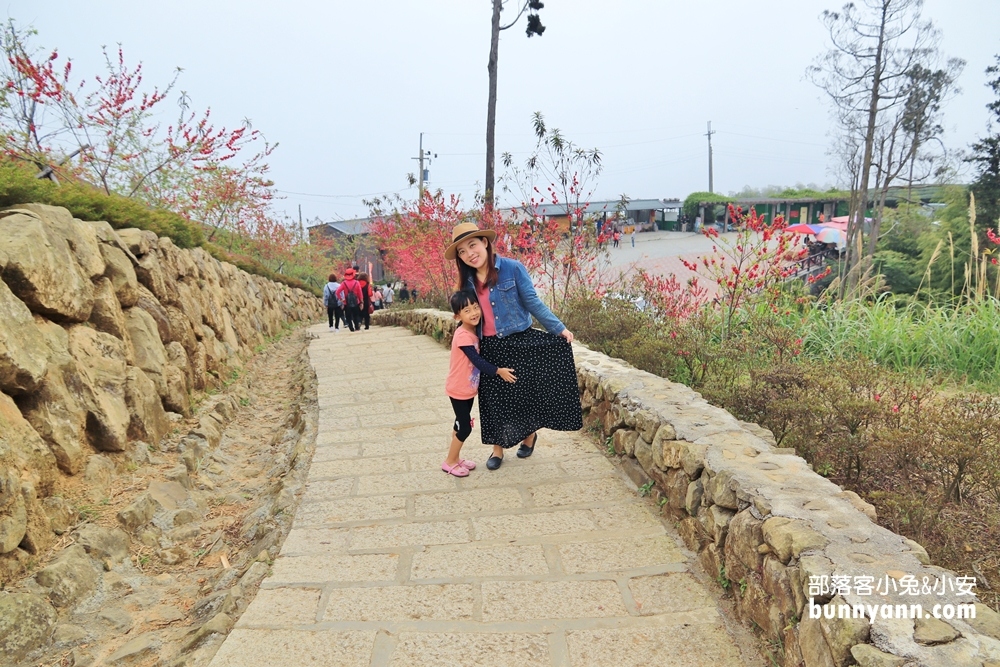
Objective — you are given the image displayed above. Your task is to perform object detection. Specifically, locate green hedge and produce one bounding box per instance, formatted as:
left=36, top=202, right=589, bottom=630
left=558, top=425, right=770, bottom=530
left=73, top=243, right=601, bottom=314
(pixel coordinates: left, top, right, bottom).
left=0, top=162, right=204, bottom=248
left=0, top=160, right=319, bottom=296
left=682, top=192, right=733, bottom=219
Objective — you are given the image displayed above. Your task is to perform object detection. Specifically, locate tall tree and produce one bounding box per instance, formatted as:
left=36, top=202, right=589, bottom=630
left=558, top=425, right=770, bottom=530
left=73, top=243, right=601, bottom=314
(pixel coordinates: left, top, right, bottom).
left=970, top=54, right=1000, bottom=233
left=809, top=0, right=952, bottom=296
left=484, top=0, right=545, bottom=209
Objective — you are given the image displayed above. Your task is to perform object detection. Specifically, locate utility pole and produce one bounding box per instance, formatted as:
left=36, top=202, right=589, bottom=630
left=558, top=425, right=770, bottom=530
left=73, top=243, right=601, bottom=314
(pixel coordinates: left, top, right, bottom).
left=412, top=132, right=435, bottom=200
left=706, top=121, right=716, bottom=193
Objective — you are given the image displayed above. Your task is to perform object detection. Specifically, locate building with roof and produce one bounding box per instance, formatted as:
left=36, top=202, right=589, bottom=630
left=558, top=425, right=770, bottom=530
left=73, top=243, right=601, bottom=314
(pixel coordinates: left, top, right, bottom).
left=512, top=198, right=683, bottom=234
left=307, top=217, right=385, bottom=282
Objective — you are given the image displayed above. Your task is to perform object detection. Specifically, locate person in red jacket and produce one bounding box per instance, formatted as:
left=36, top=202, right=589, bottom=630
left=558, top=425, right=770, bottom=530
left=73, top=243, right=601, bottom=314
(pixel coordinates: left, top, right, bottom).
left=335, top=268, right=365, bottom=332
left=357, top=272, right=374, bottom=330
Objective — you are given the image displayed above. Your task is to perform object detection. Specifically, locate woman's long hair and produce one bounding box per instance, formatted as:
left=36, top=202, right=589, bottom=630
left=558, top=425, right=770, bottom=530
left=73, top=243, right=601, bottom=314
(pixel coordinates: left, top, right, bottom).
left=455, top=236, right=499, bottom=290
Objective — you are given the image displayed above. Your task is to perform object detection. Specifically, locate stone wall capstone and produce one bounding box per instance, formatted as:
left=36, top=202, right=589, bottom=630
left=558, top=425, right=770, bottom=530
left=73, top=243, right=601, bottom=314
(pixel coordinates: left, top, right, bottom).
left=373, top=308, right=1000, bottom=667
left=0, top=204, right=322, bottom=583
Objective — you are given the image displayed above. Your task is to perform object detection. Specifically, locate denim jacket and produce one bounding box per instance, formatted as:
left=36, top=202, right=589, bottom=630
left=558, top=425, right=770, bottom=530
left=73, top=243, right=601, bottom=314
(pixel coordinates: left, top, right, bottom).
left=465, top=256, right=565, bottom=338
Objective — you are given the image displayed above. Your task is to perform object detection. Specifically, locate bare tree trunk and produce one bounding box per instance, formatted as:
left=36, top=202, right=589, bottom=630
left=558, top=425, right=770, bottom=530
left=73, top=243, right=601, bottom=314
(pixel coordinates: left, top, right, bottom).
left=485, top=0, right=502, bottom=209
left=845, top=1, right=889, bottom=295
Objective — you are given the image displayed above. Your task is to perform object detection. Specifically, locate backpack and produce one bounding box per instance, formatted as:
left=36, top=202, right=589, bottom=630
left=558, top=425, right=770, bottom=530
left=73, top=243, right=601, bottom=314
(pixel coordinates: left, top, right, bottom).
left=344, top=281, right=360, bottom=309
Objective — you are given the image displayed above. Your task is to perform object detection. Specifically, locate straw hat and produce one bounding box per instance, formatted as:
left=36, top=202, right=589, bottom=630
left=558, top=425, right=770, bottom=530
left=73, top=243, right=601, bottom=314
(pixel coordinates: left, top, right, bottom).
left=445, top=222, right=497, bottom=261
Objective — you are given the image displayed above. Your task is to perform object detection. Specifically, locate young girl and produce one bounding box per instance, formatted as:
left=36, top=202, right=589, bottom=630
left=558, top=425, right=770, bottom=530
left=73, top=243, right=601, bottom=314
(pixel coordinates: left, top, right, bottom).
left=443, top=290, right=516, bottom=477
left=445, top=222, right=582, bottom=471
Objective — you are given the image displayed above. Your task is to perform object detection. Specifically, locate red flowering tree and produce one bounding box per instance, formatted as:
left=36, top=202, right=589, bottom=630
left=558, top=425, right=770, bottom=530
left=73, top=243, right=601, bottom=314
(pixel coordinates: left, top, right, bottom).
left=367, top=192, right=468, bottom=304
left=679, top=204, right=823, bottom=337
left=0, top=22, right=338, bottom=289
left=0, top=23, right=270, bottom=211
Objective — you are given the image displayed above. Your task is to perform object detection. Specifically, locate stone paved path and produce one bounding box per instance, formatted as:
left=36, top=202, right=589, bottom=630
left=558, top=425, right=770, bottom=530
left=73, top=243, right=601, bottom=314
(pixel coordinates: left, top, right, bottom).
left=207, top=325, right=754, bottom=667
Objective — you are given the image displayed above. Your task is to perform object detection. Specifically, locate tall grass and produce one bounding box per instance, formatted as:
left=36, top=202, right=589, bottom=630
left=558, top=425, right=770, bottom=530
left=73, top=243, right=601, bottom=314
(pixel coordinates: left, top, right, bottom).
left=796, top=296, right=1000, bottom=389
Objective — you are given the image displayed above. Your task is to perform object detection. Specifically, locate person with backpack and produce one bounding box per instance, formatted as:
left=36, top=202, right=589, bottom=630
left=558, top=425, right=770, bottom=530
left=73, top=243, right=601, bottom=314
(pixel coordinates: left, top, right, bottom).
left=357, top=272, right=374, bottom=330
left=335, top=268, right=365, bottom=332
left=322, top=273, right=343, bottom=332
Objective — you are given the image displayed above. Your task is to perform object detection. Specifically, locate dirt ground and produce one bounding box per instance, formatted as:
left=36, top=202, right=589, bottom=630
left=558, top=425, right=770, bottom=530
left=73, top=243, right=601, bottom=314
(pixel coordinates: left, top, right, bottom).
left=17, top=325, right=319, bottom=667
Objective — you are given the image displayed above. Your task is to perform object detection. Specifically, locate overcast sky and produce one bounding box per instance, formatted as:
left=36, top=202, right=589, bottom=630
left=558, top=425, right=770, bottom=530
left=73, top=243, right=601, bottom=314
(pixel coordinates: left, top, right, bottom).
left=6, top=1, right=999, bottom=222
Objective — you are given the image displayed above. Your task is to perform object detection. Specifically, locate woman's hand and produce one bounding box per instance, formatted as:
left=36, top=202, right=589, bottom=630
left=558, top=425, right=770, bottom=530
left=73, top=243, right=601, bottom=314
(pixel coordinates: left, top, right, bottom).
left=560, top=329, right=575, bottom=344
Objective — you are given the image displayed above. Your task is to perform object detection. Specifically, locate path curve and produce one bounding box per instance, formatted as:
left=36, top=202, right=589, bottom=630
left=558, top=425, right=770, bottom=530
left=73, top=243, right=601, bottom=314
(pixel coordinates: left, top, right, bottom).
left=207, top=324, right=761, bottom=667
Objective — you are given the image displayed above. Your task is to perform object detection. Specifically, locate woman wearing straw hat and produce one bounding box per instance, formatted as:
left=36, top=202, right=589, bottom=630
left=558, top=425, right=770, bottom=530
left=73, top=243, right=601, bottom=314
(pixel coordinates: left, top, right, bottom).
left=446, top=222, right=583, bottom=470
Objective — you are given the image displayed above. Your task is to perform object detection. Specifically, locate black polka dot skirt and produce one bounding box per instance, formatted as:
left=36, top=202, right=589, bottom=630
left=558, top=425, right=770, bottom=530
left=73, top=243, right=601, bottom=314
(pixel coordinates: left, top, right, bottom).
left=478, top=328, right=583, bottom=448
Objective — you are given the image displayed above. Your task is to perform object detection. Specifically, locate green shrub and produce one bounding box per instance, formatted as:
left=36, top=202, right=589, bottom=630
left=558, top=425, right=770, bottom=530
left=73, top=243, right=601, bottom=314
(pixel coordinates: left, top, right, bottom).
left=0, top=162, right=204, bottom=247
left=0, top=159, right=326, bottom=295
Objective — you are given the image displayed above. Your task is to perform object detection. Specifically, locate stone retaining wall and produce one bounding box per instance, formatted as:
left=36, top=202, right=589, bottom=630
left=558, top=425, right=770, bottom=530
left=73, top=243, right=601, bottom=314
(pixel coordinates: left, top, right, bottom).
left=374, top=308, right=1000, bottom=667
left=0, top=204, right=322, bottom=582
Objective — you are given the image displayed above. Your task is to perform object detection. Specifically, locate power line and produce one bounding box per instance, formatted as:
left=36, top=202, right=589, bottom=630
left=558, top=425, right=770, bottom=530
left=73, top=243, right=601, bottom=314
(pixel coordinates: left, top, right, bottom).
left=275, top=186, right=412, bottom=199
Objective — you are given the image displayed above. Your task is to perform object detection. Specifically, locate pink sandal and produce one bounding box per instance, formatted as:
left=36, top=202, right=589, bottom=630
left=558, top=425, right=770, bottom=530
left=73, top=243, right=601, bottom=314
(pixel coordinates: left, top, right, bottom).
left=441, top=461, right=470, bottom=477
left=460, top=459, right=477, bottom=470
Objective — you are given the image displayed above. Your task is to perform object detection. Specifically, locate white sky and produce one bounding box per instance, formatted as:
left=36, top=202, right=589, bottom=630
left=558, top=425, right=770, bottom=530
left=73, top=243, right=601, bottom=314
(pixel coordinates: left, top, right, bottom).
left=6, top=1, right=999, bottom=222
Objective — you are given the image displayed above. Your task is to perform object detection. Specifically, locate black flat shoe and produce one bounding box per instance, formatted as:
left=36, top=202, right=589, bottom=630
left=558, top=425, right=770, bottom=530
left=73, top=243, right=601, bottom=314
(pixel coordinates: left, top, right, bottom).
left=517, top=433, right=538, bottom=458
left=486, top=454, right=503, bottom=470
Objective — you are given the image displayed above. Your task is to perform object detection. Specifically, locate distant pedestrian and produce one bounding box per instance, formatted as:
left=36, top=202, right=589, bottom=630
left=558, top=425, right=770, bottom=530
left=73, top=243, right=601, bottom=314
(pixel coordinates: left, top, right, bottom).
left=382, top=283, right=394, bottom=308
left=400, top=282, right=410, bottom=303
left=322, top=273, right=343, bottom=332
left=357, top=272, right=374, bottom=330
left=335, top=268, right=365, bottom=332
left=612, top=230, right=621, bottom=248
left=631, top=228, right=636, bottom=247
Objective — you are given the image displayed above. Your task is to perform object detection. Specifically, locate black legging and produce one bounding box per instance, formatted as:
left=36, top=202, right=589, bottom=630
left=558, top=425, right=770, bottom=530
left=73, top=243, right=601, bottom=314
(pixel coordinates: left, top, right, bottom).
left=450, top=397, right=474, bottom=442
left=327, top=305, right=344, bottom=329
left=344, top=306, right=362, bottom=331
left=360, top=307, right=371, bottom=330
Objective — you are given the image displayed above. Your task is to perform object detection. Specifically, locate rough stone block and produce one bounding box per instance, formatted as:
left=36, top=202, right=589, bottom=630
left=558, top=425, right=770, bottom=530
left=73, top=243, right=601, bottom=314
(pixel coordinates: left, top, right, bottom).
left=762, top=516, right=829, bottom=563
left=613, top=429, right=638, bottom=457
left=783, top=625, right=804, bottom=667
left=0, top=391, right=58, bottom=494
left=913, top=615, right=960, bottom=645
left=762, top=556, right=798, bottom=625
left=698, top=542, right=723, bottom=582
left=677, top=516, right=710, bottom=552
left=634, top=409, right=660, bottom=442
left=704, top=469, right=739, bottom=509
left=684, top=479, right=704, bottom=517
left=0, top=592, right=58, bottom=663
left=83, top=455, right=115, bottom=502
left=0, top=278, right=48, bottom=395
left=124, top=366, right=168, bottom=446
left=118, top=494, right=156, bottom=532
left=42, top=497, right=76, bottom=535
left=664, top=469, right=688, bottom=511
left=736, top=574, right=773, bottom=637
left=125, top=306, right=169, bottom=399
left=634, top=433, right=654, bottom=473
left=98, top=243, right=139, bottom=307
left=966, top=603, right=1000, bottom=641
left=0, top=210, right=95, bottom=322
left=0, top=477, right=27, bottom=553
left=819, top=595, right=870, bottom=666
left=725, top=510, right=765, bottom=575
left=902, top=537, right=930, bottom=566
left=848, top=644, right=905, bottom=667
left=34, top=544, right=100, bottom=607
left=836, top=490, right=877, bottom=522
left=799, top=616, right=837, bottom=667
left=702, top=505, right=735, bottom=547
